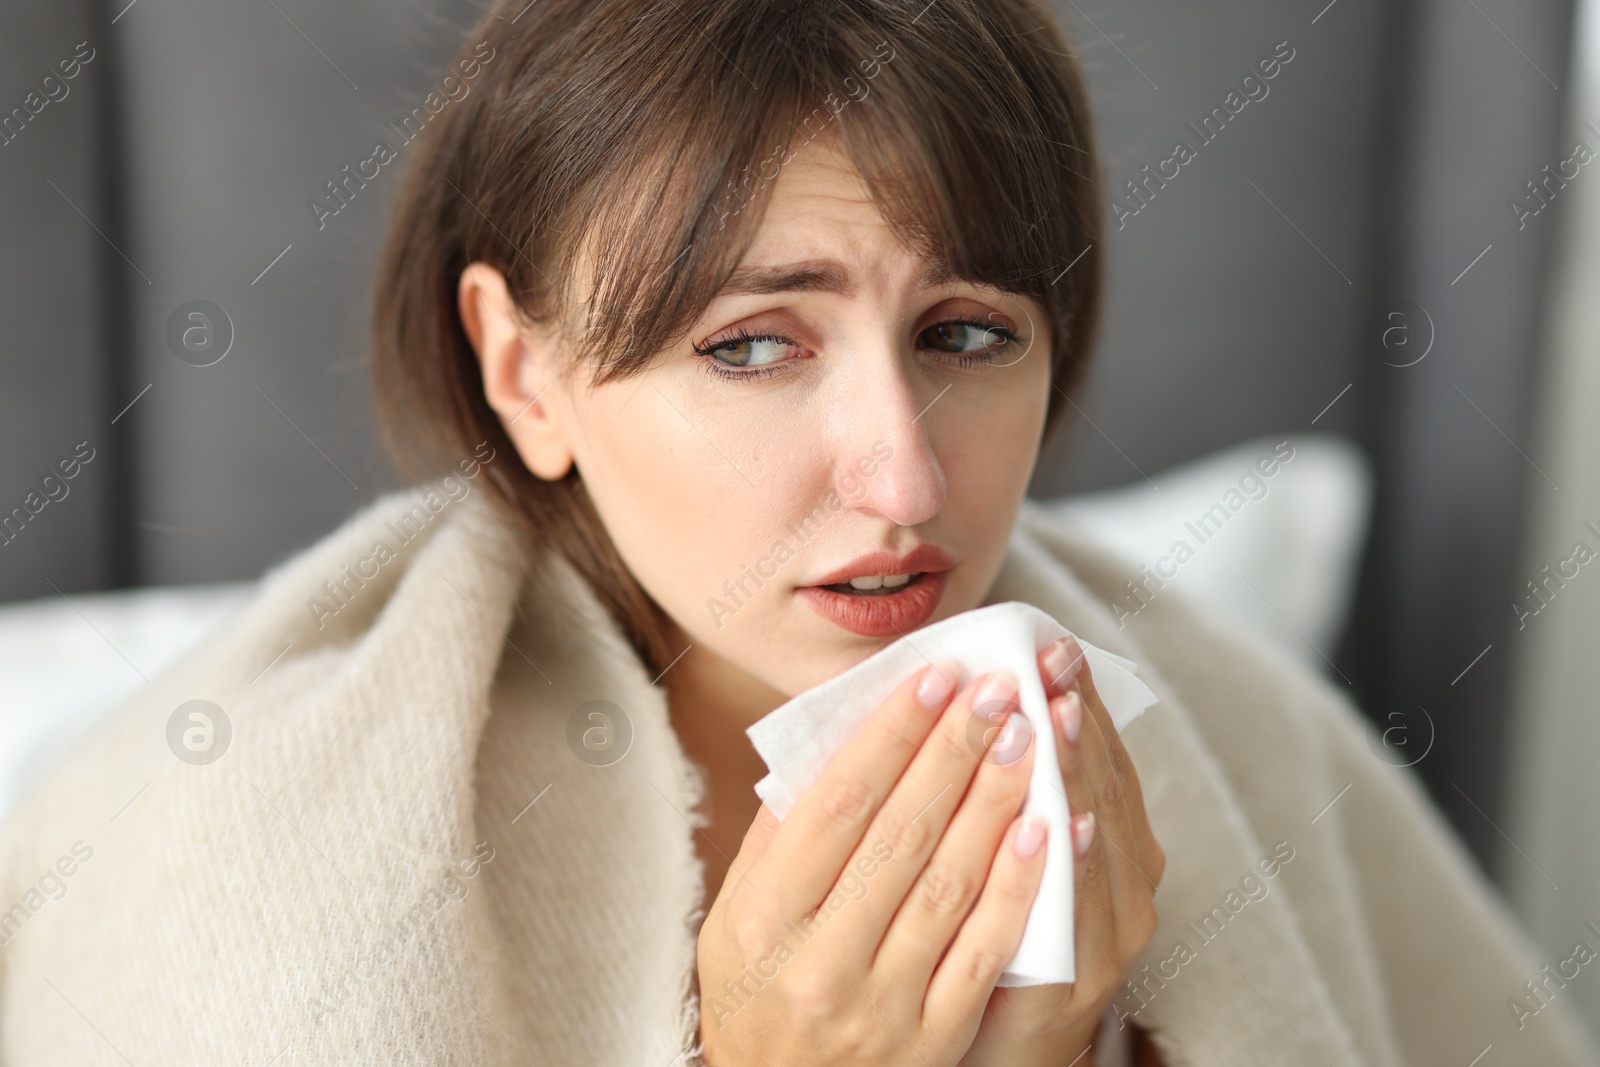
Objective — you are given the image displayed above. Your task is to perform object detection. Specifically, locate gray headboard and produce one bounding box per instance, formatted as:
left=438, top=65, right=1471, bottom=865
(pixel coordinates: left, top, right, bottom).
left=0, top=0, right=1579, bottom=879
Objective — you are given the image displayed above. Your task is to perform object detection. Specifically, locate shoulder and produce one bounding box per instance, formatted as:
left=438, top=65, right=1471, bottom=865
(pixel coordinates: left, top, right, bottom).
left=1015, top=496, right=1465, bottom=905
left=1011, top=504, right=1600, bottom=1062
left=0, top=482, right=549, bottom=1057
left=1010, top=499, right=1380, bottom=823
left=0, top=484, right=513, bottom=889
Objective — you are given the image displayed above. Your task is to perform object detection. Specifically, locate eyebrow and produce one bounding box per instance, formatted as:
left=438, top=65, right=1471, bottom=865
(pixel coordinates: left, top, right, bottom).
left=717, top=257, right=961, bottom=297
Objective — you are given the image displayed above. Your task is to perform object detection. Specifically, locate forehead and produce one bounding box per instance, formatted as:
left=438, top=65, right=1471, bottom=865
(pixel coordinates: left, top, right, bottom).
left=731, top=133, right=949, bottom=292
left=762, top=132, right=874, bottom=213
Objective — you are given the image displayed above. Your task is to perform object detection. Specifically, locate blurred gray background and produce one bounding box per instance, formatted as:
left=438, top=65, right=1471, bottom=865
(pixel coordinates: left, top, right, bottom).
left=1, top=0, right=1593, bottom=994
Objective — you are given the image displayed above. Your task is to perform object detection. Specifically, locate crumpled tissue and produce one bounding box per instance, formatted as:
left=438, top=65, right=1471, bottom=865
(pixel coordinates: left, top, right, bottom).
left=746, top=601, right=1159, bottom=985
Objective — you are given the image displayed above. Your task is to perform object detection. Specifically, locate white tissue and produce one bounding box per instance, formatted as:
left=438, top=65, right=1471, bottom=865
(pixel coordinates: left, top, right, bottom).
left=746, top=601, right=1159, bottom=986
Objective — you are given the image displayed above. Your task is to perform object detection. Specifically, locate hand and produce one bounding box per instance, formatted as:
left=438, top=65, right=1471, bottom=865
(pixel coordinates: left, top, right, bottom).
left=958, top=634, right=1166, bottom=1067
left=696, top=659, right=1051, bottom=1067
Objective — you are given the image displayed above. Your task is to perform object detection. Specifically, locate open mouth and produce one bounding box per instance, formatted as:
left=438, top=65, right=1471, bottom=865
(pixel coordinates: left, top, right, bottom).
left=820, top=572, right=926, bottom=595
left=798, top=569, right=950, bottom=637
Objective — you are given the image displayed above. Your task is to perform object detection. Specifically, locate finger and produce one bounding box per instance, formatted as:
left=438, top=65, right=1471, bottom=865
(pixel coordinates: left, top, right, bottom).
left=1055, top=691, right=1120, bottom=997
left=923, top=812, right=1050, bottom=1031
left=1048, top=690, right=1096, bottom=860
left=1069, top=804, right=1119, bottom=996
left=701, top=802, right=784, bottom=934
left=750, top=658, right=965, bottom=918
left=1075, top=681, right=1152, bottom=895
left=1039, top=634, right=1086, bottom=697
left=1065, top=636, right=1162, bottom=889
left=1066, top=684, right=1157, bottom=969
left=872, top=705, right=1037, bottom=997
left=718, top=802, right=781, bottom=900
left=813, top=668, right=1022, bottom=956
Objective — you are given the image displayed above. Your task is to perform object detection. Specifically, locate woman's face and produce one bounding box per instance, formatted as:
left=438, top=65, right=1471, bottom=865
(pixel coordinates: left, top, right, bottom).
left=466, top=131, right=1053, bottom=699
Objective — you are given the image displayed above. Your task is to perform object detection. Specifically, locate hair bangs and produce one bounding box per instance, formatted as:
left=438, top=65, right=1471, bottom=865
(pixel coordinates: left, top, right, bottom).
left=521, top=0, right=1097, bottom=416
left=370, top=0, right=1104, bottom=675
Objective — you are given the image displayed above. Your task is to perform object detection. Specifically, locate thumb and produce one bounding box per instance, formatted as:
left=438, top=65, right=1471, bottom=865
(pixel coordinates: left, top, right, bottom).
left=705, top=801, right=781, bottom=910
left=737, top=801, right=781, bottom=866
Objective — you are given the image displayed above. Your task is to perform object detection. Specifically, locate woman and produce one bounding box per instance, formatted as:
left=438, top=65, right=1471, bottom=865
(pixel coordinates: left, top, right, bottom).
left=0, top=0, right=1595, bottom=1064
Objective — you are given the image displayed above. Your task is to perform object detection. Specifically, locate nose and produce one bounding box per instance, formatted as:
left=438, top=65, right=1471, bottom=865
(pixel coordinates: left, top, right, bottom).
left=828, top=349, right=946, bottom=526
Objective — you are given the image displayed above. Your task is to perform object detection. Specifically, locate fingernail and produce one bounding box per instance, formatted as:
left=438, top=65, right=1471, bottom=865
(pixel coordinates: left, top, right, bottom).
left=1073, top=811, right=1096, bottom=857
left=1058, top=690, right=1082, bottom=745
left=990, top=710, right=1033, bottom=766
left=1042, top=637, right=1083, bottom=691
left=1015, top=814, right=1047, bottom=859
left=917, top=660, right=962, bottom=709
left=973, top=670, right=1018, bottom=713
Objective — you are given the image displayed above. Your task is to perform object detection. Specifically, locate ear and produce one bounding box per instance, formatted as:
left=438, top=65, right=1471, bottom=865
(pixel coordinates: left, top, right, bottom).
left=458, top=262, right=575, bottom=481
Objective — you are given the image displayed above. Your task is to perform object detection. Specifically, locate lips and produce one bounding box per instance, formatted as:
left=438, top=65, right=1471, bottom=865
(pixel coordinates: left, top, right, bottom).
left=797, top=544, right=956, bottom=637
left=804, top=545, right=957, bottom=588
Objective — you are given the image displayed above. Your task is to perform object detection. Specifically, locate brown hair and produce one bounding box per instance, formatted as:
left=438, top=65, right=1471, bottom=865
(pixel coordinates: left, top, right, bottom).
left=371, top=0, right=1103, bottom=676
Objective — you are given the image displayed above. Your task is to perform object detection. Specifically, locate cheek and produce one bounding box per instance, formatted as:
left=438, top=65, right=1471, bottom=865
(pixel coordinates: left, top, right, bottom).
left=935, top=358, right=1050, bottom=594
left=945, top=352, right=1049, bottom=491
left=566, top=386, right=820, bottom=631
left=944, top=392, right=1045, bottom=501
left=558, top=350, right=1049, bottom=696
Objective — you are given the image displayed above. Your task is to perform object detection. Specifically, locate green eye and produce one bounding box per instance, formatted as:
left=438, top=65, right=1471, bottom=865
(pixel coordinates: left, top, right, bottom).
left=702, top=334, right=796, bottom=368
left=691, top=316, right=1020, bottom=383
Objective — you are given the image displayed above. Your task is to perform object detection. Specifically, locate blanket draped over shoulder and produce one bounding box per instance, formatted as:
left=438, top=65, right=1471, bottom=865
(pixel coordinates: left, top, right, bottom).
left=0, top=487, right=1593, bottom=1066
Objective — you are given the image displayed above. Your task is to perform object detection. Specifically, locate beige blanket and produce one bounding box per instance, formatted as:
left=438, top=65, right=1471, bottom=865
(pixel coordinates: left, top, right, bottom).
left=0, top=486, right=1594, bottom=1065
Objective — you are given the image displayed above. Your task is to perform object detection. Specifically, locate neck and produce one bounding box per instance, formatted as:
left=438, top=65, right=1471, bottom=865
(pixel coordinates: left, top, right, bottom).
left=658, top=618, right=788, bottom=828
left=660, top=623, right=789, bottom=741
left=658, top=623, right=788, bottom=904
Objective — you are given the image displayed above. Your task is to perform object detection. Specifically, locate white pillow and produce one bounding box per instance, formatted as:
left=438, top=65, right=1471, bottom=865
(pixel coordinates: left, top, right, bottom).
left=0, top=582, right=253, bottom=820
left=1039, top=433, right=1372, bottom=671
